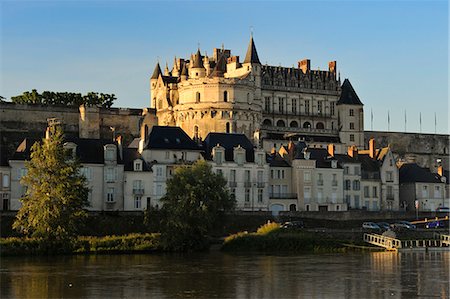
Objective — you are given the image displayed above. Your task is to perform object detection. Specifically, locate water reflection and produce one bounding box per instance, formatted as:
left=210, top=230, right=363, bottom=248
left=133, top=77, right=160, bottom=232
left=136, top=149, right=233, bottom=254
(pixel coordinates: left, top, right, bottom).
left=1, top=251, right=448, bottom=298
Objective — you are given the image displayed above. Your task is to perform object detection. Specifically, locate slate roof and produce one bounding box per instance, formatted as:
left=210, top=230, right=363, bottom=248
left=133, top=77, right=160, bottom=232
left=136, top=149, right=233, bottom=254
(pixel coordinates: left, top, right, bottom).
left=145, top=126, right=201, bottom=151
left=203, top=132, right=255, bottom=162
left=151, top=62, right=162, bottom=79
left=337, top=79, right=363, bottom=105
left=122, top=148, right=151, bottom=172
left=162, top=76, right=179, bottom=84
left=210, top=54, right=227, bottom=77
left=267, top=153, right=291, bottom=167
left=192, top=49, right=204, bottom=68
left=243, top=36, right=261, bottom=64
left=0, top=144, right=10, bottom=167
left=11, top=137, right=123, bottom=164
left=399, top=163, right=443, bottom=184
left=294, top=147, right=340, bottom=169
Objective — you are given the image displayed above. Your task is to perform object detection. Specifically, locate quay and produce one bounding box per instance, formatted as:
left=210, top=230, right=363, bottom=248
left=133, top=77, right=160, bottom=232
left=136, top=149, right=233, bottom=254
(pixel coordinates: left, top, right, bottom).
left=364, top=233, right=450, bottom=252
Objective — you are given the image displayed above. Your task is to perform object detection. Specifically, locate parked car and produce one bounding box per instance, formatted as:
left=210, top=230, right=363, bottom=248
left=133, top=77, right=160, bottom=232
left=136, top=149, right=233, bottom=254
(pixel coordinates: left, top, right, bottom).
left=390, top=221, right=416, bottom=230
left=377, top=222, right=390, bottom=230
left=362, top=222, right=380, bottom=230
left=281, top=221, right=304, bottom=229
left=425, top=221, right=443, bottom=229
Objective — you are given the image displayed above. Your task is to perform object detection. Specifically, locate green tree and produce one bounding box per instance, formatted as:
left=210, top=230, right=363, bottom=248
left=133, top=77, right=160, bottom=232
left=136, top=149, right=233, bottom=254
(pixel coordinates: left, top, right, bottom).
left=159, top=160, right=235, bottom=251
left=13, top=126, right=89, bottom=245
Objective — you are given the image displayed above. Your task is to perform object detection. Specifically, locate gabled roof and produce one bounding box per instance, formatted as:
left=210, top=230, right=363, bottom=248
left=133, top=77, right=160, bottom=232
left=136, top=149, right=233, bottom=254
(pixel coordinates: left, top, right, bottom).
left=337, top=79, right=363, bottom=105
left=210, top=54, right=227, bottom=77
left=11, top=137, right=123, bottom=164
left=308, top=148, right=340, bottom=169
left=399, top=163, right=443, bottom=184
left=151, top=62, right=162, bottom=79
left=243, top=36, right=261, bottom=64
left=145, top=126, right=200, bottom=151
left=203, top=132, right=255, bottom=162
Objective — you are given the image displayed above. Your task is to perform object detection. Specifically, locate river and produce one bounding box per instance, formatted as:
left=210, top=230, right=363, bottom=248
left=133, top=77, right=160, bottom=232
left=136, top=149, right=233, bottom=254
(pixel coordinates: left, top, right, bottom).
left=1, top=250, right=449, bottom=298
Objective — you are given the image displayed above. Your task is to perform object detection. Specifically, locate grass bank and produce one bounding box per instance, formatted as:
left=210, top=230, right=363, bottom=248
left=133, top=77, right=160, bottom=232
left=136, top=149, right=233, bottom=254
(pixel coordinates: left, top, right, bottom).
left=221, top=223, right=371, bottom=253
left=0, top=233, right=161, bottom=256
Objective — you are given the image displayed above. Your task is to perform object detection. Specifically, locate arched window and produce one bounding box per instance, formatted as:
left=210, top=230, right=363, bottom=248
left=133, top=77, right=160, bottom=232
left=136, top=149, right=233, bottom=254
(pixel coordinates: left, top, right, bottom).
left=194, top=125, right=199, bottom=140
left=289, top=204, right=297, bottom=211
left=276, top=120, right=286, bottom=127
left=290, top=121, right=298, bottom=128
left=226, top=122, right=230, bottom=133
left=224, top=91, right=228, bottom=102
left=196, top=92, right=201, bottom=103
left=303, top=122, right=311, bottom=129
left=247, top=93, right=250, bottom=103
left=263, top=119, right=272, bottom=126
left=316, top=122, right=324, bottom=129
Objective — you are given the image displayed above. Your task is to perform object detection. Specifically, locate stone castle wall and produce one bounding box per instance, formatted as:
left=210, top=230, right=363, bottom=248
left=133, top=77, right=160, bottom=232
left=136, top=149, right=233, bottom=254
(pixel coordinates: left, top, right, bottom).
left=364, top=131, right=449, bottom=170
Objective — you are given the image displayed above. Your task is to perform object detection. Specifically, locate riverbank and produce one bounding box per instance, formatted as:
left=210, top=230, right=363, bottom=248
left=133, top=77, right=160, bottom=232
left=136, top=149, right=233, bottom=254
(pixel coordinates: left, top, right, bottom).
left=0, top=233, right=161, bottom=256
left=221, top=223, right=379, bottom=253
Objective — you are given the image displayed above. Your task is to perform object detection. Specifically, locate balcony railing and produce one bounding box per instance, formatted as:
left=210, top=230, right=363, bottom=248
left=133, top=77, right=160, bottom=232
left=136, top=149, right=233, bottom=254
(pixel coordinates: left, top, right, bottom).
left=244, top=182, right=252, bottom=188
left=229, top=181, right=237, bottom=188
left=261, top=125, right=338, bottom=135
left=386, top=195, right=395, bottom=200
left=269, top=193, right=297, bottom=199
left=332, top=181, right=338, bottom=186
left=257, top=182, right=265, bottom=188
left=133, top=188, right=144, bottom=195
left=317, top=180, right=323, bottom=186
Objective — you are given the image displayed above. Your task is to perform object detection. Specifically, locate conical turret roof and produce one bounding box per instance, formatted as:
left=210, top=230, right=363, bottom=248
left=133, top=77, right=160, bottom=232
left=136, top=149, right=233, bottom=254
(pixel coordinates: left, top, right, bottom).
left=151, top=62, right=162, bottom=79
left=337, top=79, right=363, bottom=105
left=210, top=54, right=227, bottom=77
left=192, top=48, right=204, bottom=68
left=244, top=36, right=261, bottom=64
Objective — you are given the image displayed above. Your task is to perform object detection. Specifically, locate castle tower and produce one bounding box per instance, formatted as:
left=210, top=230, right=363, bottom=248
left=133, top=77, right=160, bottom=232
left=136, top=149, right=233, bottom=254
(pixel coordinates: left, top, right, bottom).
left=150, top=62, right=162, bottom=109
left=337, top=79, right=364, bottom=148
left=171, top=57, right=180, bottom=77
left=242, top=35, right=262, bottom=101
left=189, top=49, right=206, bottom=78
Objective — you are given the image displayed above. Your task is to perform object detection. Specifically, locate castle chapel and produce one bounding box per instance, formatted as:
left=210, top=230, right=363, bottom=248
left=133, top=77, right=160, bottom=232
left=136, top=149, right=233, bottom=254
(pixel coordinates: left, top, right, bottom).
left=150, top=36, right=364, bottom=152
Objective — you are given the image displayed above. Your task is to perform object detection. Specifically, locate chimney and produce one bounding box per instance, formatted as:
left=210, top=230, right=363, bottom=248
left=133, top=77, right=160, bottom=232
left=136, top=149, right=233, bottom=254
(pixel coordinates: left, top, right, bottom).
left=328, top=61, right=337, bottom=73
left=327, top=144, right=335, bottom=157
left=116, top=135, right=123, bottom=160
left=437, top=165, right=443, bottom=176
left=347, top=145, right=358, bottom=158
left=288, top=141, right=295, bottom=161
left=369, top=138, right=376, bottom=159
left=298, top=59, right=310, bottom=74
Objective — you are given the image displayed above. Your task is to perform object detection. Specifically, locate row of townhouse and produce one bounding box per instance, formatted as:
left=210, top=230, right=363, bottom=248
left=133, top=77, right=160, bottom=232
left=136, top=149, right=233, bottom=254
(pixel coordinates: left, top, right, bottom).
left=1, top=125, right=448, bottom=214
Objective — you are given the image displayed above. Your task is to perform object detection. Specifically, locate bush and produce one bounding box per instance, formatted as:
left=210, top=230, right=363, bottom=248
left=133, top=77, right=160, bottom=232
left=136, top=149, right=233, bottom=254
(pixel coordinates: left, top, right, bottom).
left=256, top=222, right=280, bottom=235
left=0, top=233, right=161, bottom=256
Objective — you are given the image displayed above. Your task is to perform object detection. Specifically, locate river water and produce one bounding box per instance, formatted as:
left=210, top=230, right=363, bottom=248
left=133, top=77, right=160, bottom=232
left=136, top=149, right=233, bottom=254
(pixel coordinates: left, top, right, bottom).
left=1, top=250, right=449, bottom=298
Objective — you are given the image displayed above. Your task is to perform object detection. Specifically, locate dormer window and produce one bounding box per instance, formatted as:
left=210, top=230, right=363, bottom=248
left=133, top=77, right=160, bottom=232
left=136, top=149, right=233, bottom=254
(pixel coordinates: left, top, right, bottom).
left=256, top=153, right=264, bottom=166
left=134, top=160, right=143, bottom=172
left=212, top=145, right=224, bottom=165
left=104, top=145, right=117, bottom=162
left=236, top=152, right=245, bottom=165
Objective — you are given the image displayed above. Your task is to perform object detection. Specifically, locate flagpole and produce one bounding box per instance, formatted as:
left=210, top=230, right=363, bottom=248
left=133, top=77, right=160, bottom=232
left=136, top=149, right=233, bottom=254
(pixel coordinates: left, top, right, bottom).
left=371, top=108, right=373, bottom=131
left=435, top=112, right=437, bottom=134
left=387, top=110, right=390, bottom=132
left=419, top=112, right=422, bottom=133
left=404, top=109, right=407, bottom=132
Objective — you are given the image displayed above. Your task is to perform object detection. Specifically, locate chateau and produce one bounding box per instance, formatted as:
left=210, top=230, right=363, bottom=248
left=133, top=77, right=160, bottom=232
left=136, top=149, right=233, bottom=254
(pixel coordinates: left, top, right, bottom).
left=150, top=36, right=364, bottom=152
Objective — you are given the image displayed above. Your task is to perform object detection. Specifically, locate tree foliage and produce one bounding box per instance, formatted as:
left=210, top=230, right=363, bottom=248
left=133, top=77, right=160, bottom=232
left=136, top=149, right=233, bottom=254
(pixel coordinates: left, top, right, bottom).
left=11, top=89, right=116, bottom=108
left=158, top=160, right=235, bottom=251
left=13, top=126, right=89, bottom=243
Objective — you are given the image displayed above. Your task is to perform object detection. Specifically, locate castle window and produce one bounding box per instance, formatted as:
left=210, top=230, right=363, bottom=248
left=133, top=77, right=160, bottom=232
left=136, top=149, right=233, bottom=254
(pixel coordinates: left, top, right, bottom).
left=278, top=97, right=284, bottom=114
left=350, top=134, right=355, bottom=142
left=331, top=102, right=335, bottom=116
left=305, top=100, right=310, bottom=115
left=316, top=122, right=324, bottom=129
left=158, top=99, right=163, bottom=109
left=349, top=109, right=354, bottom=116
left=263, top=119, right=272, bottom=126
left=194, top=125, right=199, bottom=140
left=196, top=92, right=201, bottom=103
left=303, top=122, right=311, bottom=129
left=264, top=97, right=271, bottom=112
left=290, top=121, right=298, bottom=128
left=276, top=120, right=285, bottom=127
left=224, top=91, right=228, bottom=102
left=247, top=93, right=250, bottom=103
left=317, top=101, right=323, bottom=115
left=350, top=122, right=355, bottom=130
left=226, top=122, right=230, bottom=133
left=292, top=98, right=297, bottom=114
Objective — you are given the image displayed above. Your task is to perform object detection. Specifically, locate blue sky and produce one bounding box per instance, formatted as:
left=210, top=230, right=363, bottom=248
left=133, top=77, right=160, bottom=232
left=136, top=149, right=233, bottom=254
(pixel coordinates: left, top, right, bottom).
left=1, top=1, right=448, bottom=134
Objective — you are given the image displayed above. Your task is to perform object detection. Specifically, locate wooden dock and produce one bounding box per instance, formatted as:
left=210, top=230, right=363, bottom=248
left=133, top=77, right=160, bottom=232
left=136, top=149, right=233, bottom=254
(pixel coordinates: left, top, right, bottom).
left=363, top=233, right=450, bottom=251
